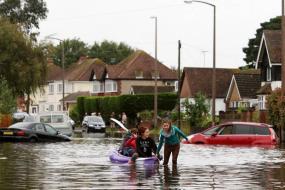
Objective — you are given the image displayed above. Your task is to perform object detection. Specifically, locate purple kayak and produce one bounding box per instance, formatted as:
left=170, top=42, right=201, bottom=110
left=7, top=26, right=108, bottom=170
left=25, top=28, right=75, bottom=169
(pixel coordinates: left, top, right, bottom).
left=109, top=149, right=159, bottom=166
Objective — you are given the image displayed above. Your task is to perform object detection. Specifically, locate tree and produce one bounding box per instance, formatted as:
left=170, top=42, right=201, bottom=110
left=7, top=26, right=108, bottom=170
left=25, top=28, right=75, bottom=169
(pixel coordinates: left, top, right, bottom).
left=51, top=38, right=88, bottom=68
left=0, top=78, right=16, bottom=114
left=183, top=92, right=210, bottom=128
left=0, top=0, right=48, bottom=34
left=0, top=18, right=47, bottom=112
left=243, top=16, right=281, bottom=68
left=267, top=88, right=285, bottom=135
left=88, top=40, right=135, bottom=64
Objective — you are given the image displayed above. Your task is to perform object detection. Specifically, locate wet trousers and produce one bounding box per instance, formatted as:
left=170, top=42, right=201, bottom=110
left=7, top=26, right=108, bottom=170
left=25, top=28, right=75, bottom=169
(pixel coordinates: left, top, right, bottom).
left=163, top=143, right=180, bottom=165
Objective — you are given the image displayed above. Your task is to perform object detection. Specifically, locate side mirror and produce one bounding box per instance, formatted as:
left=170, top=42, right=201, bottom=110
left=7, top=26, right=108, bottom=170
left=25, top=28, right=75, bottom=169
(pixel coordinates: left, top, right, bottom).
left=211, top=132, right=217, bottom=137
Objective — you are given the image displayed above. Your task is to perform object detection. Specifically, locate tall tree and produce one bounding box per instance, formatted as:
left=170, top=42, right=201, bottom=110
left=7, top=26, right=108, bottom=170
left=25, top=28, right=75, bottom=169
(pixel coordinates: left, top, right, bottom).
left=0, top=18, right=47, bottom=113
left=243, top=16, right=281, bottom=68
left=0, top=78, right=16, bottom=114
left=88, top=40, right=135, bottom=64
left=0, top=0, right=48, bottom=34
left=51, top=38, right=88, bottom=68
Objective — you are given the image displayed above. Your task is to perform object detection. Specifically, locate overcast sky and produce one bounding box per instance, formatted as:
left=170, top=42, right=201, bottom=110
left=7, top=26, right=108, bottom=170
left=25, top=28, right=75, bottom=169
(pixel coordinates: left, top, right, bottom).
left=38, top=0, right=280, bottom=69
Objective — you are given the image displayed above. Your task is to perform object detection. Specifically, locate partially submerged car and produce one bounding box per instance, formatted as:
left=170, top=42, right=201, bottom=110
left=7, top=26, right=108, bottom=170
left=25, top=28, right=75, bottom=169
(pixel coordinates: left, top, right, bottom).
left=0, top=122, right=71, bottom=142
left=82, top=116, right=106, bottom=133
left=182, top=122, right=278, bottom=146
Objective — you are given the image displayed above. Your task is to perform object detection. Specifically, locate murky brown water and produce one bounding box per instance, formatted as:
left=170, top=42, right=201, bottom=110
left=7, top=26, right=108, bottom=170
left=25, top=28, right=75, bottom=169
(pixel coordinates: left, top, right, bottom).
left=0, top=134, right=285, bottom=189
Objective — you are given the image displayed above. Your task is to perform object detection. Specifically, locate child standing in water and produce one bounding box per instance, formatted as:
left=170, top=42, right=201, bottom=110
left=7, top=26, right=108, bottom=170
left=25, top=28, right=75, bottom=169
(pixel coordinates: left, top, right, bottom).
left=129, top=126, right=157, bottom=164
left=157, top=118, right=189, bottom=166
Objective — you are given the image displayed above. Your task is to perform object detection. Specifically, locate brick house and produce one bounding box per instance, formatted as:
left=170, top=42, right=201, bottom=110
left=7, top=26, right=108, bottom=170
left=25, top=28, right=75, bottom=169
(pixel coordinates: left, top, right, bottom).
left=31, top=50, right=177, bottom=113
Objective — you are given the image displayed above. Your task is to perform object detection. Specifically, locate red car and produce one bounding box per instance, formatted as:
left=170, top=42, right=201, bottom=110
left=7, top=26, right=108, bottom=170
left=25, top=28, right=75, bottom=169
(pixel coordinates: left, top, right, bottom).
left=182, top=122, right=278, bottom=145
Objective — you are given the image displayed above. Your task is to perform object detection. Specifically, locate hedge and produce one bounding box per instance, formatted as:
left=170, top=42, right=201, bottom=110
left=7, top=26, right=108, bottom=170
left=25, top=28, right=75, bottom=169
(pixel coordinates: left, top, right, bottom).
left=76, top=93, right=177, bottom=121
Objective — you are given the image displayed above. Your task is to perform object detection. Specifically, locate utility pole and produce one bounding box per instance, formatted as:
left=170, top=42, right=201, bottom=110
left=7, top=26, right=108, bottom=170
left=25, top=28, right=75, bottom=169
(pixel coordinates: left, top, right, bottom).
left=177, top=40, right=182, bottom=129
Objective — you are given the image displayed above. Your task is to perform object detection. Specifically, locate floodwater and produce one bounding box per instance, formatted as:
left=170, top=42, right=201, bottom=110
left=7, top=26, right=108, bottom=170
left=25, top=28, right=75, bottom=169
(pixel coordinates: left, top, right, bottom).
left=0, top=134, right=285, bottom=190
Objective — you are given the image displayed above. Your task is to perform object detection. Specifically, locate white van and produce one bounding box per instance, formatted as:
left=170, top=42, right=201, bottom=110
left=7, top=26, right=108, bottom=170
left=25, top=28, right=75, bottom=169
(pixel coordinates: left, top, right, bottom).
left=35, top=112, right=73, bottom=136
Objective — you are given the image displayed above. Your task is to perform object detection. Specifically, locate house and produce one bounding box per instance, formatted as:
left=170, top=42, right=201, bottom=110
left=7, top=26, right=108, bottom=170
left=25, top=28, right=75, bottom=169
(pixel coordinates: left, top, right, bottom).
left=255, top=30, right=282, bottom=110
left=30, top=50, right=177, bottom=113
left=180, top=67, right=235, bottom=115
left=225, top=71, right=261, bottom=110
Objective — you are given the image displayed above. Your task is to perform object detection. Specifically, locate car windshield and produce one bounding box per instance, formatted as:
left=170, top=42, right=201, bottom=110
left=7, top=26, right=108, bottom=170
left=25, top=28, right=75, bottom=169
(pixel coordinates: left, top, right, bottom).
left=202, top=126, right=221, bottom=136
left=88, top=116, right=103, bottom=123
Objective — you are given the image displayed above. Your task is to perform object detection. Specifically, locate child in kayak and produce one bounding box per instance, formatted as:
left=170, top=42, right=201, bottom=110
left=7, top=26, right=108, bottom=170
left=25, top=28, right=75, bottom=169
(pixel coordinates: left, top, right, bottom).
left=129, top=126, right=157, bottom=164
left=157, top=118, right=189, bottom=166
left=123, top=128, right=137, bottom=156
left=119, top=128, right=138, bottom=156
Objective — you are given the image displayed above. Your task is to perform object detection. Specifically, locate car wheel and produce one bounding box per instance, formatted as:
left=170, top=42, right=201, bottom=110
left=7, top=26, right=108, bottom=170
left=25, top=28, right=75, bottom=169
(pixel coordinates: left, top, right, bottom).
left=29, top=137, right=38, bottom=143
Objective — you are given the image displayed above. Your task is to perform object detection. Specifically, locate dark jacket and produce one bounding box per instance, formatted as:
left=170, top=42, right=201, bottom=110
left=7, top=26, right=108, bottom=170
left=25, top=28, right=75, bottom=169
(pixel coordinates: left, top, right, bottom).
left=136, top=136, right=157, bottom=157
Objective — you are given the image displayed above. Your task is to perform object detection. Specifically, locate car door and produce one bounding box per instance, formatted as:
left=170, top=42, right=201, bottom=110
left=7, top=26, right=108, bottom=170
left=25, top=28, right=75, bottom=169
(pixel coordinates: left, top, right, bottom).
left=34, top=123, right=48, bottom=141
left=208, top=125, right=233, bottom=145
left=231, top=124, right=255, bottom=145
left=43, top=124, right=63, bottom=142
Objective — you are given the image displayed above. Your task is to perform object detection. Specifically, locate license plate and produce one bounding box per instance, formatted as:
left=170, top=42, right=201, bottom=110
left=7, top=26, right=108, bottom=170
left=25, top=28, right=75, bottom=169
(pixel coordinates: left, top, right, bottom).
left=3, top=131, right=13, bottom=135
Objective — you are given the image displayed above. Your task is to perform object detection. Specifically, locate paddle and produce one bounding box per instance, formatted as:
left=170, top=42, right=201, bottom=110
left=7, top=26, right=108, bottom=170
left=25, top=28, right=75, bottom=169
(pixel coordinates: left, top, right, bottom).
left=110, top=118, right=129, bottom=132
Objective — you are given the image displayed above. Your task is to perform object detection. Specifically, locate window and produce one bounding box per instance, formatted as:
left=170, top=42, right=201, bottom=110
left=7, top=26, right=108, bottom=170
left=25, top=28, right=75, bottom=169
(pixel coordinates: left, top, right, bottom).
left=35, top=124, right=46, bottom=133
left=266, top=67, right=271, bottom=81
left=258, top=95, right=266, bottom=110
left=219, top=125, right=233, bottom=135
left=57, top=105, right=62, bottom=111
left=105, top=80, right=117, bottom=92
left=40, top=115, right=51, bottom=123
left=32, top=107, right=37, bottom=113
left=44, top=124, right=57, bottom=135
left=151, top=71, right=160, bottom=79
left=49, top=105, right=54, bottom=111
left=202, top=126, right=221, bottom=136
left=93, top=81, right=104, bottom=93
left=254, top=126, right=270, bottom=135
left=57, top=84, right=63, bottom=93
left=233, top=125, right=254, bottom=135
left=51, top=115, right=64, bottom=123
left=135, top=70, right=143, bottom=79
left=49, top=84, right=54, bottom=94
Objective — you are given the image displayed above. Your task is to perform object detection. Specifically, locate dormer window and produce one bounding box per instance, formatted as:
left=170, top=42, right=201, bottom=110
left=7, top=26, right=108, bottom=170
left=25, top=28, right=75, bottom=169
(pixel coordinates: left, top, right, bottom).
left=93, top=74, right=96, bottom=80
left=151, top=71, right=160, bottom=79
left=266, top=67, right=271, bottom=81
left=106, top=74, right=109, bottom=78
left=135, top=70, right=143, bottom=79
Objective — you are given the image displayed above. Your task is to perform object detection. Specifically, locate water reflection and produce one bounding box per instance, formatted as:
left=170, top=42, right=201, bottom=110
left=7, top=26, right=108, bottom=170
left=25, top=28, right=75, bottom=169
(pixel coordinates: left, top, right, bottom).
left=0, top=138, right=285, bottom=189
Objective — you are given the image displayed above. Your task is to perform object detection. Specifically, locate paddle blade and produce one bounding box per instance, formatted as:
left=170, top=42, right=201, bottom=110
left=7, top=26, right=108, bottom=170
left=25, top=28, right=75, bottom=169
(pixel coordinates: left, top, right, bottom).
left=110, top=118, right=129, bottom=132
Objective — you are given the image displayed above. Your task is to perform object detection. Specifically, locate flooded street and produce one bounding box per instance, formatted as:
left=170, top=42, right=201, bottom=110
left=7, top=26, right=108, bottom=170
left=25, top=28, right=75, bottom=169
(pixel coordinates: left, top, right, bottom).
left=0, top=135, right=285, bottom=189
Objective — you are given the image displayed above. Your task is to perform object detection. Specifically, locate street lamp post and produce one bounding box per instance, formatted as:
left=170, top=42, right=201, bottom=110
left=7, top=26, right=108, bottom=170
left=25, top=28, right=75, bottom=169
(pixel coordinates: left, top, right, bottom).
left=46, top=36, right=65, bottom=111
left=184, top=0, right=216, bottom=125
left=151, top=16, right=158, bottom=128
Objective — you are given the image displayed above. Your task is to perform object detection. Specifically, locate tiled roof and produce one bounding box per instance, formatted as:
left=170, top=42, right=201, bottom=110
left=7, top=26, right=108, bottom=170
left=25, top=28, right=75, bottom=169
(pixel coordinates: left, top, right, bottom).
left=65, top=58, right=106, bottom=81
left=60, top=91, right=91, bottom=102
left=109, top=50, right=177, bottom=80
left=256, top=83, right=272, bottom=95
left=263, top=30, right=281, bottom=63
left=181, top=67, right=238, bottom=98
left=46, top=61, right=63, bottom=81
left=234, top=73, right=261, bottom=98
left=131, top=85, right=175, bottom=95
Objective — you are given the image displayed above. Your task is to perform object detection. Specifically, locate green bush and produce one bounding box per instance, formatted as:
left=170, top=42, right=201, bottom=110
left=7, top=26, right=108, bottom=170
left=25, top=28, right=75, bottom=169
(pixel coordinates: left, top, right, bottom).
left=77, top=93, right=177, bottom=122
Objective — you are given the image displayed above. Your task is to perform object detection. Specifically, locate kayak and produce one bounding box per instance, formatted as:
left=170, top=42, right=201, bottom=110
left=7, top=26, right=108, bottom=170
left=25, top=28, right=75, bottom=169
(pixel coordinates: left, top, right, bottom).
left=109, top=149, right=159, bottom=165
